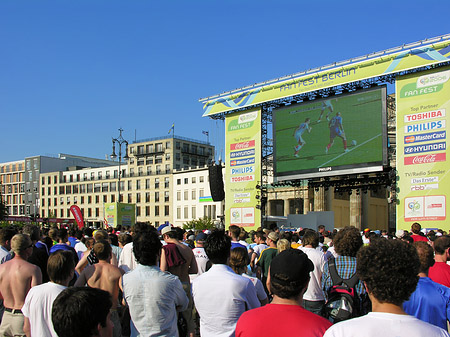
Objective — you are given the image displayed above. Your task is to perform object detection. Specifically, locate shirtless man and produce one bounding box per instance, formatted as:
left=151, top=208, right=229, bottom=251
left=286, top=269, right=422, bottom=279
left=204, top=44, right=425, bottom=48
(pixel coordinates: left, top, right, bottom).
left=160, top=226, right=197, bottom=337
left=75, top=240, right=124, bottom=337
left=0, top=234, right=42, bottom=336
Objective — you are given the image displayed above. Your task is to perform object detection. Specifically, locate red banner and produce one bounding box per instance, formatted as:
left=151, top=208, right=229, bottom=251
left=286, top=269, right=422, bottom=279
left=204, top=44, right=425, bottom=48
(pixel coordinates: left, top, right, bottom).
left=70, top=205, right=84, bottom=229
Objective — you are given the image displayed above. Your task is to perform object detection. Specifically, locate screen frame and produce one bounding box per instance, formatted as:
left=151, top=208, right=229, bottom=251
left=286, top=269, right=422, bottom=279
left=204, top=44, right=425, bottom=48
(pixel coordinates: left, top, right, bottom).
left=272, top=86, right=388, bottom=181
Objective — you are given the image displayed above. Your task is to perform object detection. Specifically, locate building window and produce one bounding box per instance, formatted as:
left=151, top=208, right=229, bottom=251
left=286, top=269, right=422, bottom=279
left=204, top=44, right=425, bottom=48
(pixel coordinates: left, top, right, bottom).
left=94, top=184, right=101, bottom=193
left=165, top=205, right=169, bottom=216
left=103, top=195, right=107, bottom=203
left=177, top=207, right=181, bottom=219
left=184, top=206, right=188, bottom=219
left=145, top=192, right=150, bottom=203
left=155, top=206, right=159, bottom=216
left=200, top=189, right=204, bottom=197
left=165, top=177, right=169, bottom=188
left=155, top=178, right=159, bottom=189
left=192, top=190, right=196, bottom=200
left=164, top=191, right=169, bottom=202
left=95, top=195, right=100, bottom=203
left=136, top=206, right=141, bottom=216
left=184, top=190, right=188, bottom=200
left=177, top=191, right=181, bottom=201
left=127, top=194, right=132, bottom=203
left=192, top=206, right=196, bottom=219
left=145, top=179, right=150, bottom=189
left=145, top=206, right=150, bottom=216
left=155, top=192, right=160, bottom=202
left=184, top=178, right=188, bottom=184
left=136, top=180, right=141, bottom=190
left=128, top=180, right=132, bottom=191
left=136, top=193, right=141, bottom=203
left=192, top=177, right=196, bottom=184
left=200, top=176, right=204, bottom=183
left=177, top=179, right=181, bottom=185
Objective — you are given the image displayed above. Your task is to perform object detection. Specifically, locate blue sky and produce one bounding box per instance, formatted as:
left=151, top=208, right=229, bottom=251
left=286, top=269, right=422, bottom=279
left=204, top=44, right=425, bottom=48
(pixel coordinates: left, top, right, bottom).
left=1, top=0, right=449, bottom=163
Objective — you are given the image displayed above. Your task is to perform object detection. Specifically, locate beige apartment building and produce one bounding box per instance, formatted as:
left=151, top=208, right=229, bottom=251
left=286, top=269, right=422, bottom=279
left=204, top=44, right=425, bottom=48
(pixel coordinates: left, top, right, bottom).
left=0, top=160, right=25, bottom=216
left=40, top=136, right=214, bottom=227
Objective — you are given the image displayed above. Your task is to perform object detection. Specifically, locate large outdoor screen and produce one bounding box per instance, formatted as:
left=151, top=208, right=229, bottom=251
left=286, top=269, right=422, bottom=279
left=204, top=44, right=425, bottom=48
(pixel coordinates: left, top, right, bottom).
left=273, top=86, right=387, bottom=180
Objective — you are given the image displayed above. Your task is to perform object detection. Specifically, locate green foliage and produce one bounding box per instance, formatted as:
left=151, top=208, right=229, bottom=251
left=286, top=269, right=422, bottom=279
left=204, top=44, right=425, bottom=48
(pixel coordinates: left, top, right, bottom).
left=0, top=197, right=8, bottom=222
left=183, top=217, right=216, bottom=231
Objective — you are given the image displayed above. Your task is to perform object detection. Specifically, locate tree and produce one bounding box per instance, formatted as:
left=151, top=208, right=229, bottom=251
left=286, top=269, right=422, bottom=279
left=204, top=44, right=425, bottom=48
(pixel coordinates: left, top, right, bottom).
left=0, top=196, right=8, bottom=221
left=183, top=217, right=216, bottom=231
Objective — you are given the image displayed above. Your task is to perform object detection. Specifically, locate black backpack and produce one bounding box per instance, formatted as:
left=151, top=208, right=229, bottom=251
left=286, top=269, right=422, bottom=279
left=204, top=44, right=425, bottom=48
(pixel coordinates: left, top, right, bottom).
left=322, top=258, right=361, bottom=323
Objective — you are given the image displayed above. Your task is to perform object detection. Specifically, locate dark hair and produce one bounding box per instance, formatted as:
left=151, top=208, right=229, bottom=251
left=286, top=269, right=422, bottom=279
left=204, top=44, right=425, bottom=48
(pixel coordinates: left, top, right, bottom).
left=204, top=231, right=231, bottom=264
left=93, top=240, right=112, bottom=261
left=47, top=250, right=75, bottom=284
left=302, top=230, right=319, bottom=248
left=22, top=225, right=40, bottom=242
left=228, top=225, right=241, bottom=240
left=0, top=227, right=18, bottom=245
left=56, top=228, right=68, bottom=242
left=280, top=231, right=293, bottom=242
left=433, top=235, right=450, bottom=255
left=254, top=231, right=265, bottom=241
left=229, top=247, right=249, bottom=274
left=414, top=241, right=435, bottom=274
left=411, top=222, right=421, bottom=234
left=357, top=238, right=419, bottom=306
left=334, top=227, right=363, bottom=257
left=93, top=230, right=108, bottom=242
left=118, top=233, right=132, bottom=246
left=52, top=287, right=111, bottom=337
left=108, top=234, right=119, bottom=247
left=133, top=230, right=162, bottom=266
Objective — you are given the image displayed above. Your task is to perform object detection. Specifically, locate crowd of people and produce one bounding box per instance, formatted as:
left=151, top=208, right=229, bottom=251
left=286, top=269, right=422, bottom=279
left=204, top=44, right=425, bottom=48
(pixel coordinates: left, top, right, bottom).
left=0, top=220, right=448, bottom=337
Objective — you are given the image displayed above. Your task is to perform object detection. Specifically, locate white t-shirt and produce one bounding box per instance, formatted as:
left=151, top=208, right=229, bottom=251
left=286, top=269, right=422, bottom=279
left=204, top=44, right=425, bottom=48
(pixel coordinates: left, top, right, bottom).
left=74, top=241, right=87, bottom=260
left=324, top=312, right=450, bottom=337
left=190, top=247, right=209, bottom=282
left=298, top=246, right=325, bottom=301
left=253, top=244, right=268, bottom=257
left=242, top=273, right=267, bottom=302
left=22, top=282, right=67, bottom=337
left=118, top=242, right=137, bottom=273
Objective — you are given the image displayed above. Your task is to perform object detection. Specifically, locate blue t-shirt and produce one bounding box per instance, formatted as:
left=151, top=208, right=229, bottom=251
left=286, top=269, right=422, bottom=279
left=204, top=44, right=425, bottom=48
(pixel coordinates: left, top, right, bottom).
left=231, top=242, right=247, bottom=250
left=403, top=277, right=450, bottom=330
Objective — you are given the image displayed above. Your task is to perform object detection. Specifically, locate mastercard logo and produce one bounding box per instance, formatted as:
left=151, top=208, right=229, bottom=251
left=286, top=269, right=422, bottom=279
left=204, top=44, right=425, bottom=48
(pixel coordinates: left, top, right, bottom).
left=405, top=136, right=415, bottom=143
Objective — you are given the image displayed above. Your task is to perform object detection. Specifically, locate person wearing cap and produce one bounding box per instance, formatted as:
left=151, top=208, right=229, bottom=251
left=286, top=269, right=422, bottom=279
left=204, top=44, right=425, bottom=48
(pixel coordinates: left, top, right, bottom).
left=236, top=249, right=332, bottom=337
left=192, top=231, right=260, bottom=337
left=0, top=234, right=42, bottom=336
left=190, top=232, right=211, bottom=282
left=429, top=235, right=450, bottom=287
left=324, top=238, right=449, bottom=337
left=362, top=228, right=370, bottom=245
left=256, top=231, right=279, bottom=295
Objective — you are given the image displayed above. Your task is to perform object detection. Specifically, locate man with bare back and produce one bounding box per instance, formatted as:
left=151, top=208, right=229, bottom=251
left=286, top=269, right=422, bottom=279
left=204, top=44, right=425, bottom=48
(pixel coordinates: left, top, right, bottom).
left=0, top=234, right=42, bottom=336
left=160, top=225, right=198, bottom=337
left=75, top=240, right=124, bottom=337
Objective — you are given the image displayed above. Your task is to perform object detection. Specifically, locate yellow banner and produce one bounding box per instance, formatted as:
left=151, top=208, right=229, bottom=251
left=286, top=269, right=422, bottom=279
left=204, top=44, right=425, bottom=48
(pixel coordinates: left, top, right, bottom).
left=202, top=40, right=450, bottom=117
left=396, top=67, right=450, bottom=231
left=225, top=108, right=261, bottom=230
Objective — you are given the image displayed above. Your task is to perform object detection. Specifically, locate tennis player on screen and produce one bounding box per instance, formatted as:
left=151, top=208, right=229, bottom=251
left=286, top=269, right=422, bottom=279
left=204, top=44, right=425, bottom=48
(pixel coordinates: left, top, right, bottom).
left=325, top=112, right=348, bottom=154
left=293, top=118, right=311, bottom=158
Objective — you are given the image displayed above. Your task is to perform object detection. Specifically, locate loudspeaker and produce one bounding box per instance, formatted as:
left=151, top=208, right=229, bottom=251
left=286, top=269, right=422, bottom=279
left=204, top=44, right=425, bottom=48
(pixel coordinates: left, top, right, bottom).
left=208, top=165, right=225, bottom=201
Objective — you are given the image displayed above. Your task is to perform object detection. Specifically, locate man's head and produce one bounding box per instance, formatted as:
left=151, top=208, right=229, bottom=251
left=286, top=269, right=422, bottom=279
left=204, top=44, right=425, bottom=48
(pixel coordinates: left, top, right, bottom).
left=334, top=226, right=363, bottom=257
left=47, top=250, right=75, bottom=285
left=433, top=235, right=450, bottom=257
left=93, top=240, right=112, bottom=261
left=52, top=287, right=112, bottom=337
left=228, top=225, right=241, bottom=241
left=196, top=232, right=207, bottom=247
left=254, top=231, right=265, bottom=244
left=267, top=232, right=279, bottom=247
left=133, top=230, right=162, bottom=266
left=11, top=234, right=33, bottom=257
left=302, top=230, right=319, bottom=248
left=357, top=238, right=419, bottom=306
left=204, top=230, right=231, bottom=265
left=22, top=225, right=41, bottom=243
left=56, top=228, right=69, bottom=243
left=318, top=225, right=325, bottom=234
left=0, top=227, right=17, bottom=250
left=161, top=225, right=178, bottom=241
left=93, top=230, right=109, bottom=242
left=414, top=241, right=434, bottom=275
left=268, top=249, right=313, bottom=299
left=411, top=222, right=421, bottom=235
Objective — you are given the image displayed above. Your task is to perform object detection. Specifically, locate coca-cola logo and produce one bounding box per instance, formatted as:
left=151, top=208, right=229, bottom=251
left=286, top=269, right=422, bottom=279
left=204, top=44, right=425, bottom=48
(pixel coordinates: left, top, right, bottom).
left=404, top=152, right=446, bottom=165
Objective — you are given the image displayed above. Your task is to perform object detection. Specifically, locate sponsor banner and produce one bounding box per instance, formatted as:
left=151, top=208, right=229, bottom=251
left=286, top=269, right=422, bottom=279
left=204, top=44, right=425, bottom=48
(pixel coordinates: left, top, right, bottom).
left=404, top=153, right=446, bottom=165
left=404, top=120, right=445, bottom=134
left=70, top=205, right=84, bottom=229
left=104, top=203, right=135, bottom=228
left=201, top=39, right=450, bottom=117
left=396, top=67, right=450, bottom=230
left=230, top=157, right=255, bottom=166
left=404, top=109, right=445, bottom=123
left=225, top=108, right=261, bottom=230
left=230, top=149, right=255, bottom=158
left=404, top=142, right=446, bottom=155
left=404, top=131, right=446, bottom=144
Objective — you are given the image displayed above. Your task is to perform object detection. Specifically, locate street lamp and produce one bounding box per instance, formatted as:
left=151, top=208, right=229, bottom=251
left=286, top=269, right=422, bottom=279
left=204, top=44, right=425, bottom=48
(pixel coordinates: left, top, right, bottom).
left=111, top=128, right=129, bottom=202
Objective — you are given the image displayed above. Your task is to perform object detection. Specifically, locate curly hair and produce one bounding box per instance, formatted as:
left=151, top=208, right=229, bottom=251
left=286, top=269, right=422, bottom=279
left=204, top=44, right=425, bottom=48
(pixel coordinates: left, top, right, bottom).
left=334, top=227, right=363, bottom=257
left=357, top=238, right=419, bottom=306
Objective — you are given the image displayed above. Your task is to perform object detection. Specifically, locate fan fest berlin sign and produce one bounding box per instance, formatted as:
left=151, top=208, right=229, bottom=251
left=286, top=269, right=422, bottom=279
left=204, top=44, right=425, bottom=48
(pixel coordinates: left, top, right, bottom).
left=396, top=67, right=449, bottom=230
left=201, top=39, right=450, bottom=117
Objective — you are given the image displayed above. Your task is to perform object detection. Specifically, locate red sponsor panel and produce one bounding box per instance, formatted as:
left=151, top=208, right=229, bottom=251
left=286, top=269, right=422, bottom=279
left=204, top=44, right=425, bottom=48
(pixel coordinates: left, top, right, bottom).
left=70, top=205, right=85, bottom=229
left=230, top=140, right=255, bottom=151
left=404, top=152, right=446, bottom=165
